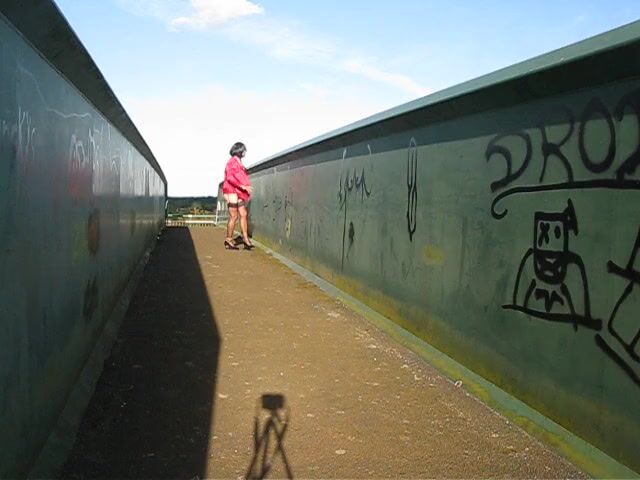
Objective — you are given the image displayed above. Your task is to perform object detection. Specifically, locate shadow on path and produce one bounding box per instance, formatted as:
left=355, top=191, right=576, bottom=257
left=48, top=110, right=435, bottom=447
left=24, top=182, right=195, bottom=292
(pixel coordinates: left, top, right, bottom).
left=245, top=393, right=293, bottom=480
left=61, top=227, right=221, bottom=479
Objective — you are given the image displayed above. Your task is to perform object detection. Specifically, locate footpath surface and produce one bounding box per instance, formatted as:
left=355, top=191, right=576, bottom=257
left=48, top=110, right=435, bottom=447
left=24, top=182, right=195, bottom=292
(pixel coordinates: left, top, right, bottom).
left=62, top=227, right=584, bottom=479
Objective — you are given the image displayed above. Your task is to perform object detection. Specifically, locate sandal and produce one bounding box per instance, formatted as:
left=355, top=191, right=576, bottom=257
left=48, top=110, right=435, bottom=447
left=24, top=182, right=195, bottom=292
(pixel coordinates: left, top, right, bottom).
left=241, top=238, right=254, bottom=250
left=224, top=238, right=239, bottom=250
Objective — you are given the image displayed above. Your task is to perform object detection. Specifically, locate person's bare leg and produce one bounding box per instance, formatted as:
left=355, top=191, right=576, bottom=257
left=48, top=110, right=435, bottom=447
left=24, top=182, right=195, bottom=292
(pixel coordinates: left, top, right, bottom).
left=226, top=207, right=238, bottom=240
left=239, top=206, right=251, bottom=245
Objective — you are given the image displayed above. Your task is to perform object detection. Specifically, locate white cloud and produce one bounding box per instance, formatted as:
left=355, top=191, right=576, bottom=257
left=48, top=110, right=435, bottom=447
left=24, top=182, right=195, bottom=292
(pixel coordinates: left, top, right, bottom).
left=223, top=18, right=336, bottom=64
left=224, top=19, right=431, bottom=97
left=114, top=3, right=430, bottom=199
left=114, top=0, right=186, bottom=22
left=342, top=58, right=430, bottom=97
left=170, top=0, right=264, bottom=30
left=125, top=85, right=392, bottom=196
left=113, top=0, right=430, bottom=97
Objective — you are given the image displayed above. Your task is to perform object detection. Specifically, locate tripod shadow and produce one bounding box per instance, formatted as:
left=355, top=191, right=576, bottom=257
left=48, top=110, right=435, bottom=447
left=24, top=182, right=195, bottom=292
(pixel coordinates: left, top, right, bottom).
left=245, top=394, right=293, bottom=479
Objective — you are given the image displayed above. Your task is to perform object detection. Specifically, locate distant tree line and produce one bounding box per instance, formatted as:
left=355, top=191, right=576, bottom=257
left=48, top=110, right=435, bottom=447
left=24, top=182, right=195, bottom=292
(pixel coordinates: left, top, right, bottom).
left=167, top=196, right=217, bottom=215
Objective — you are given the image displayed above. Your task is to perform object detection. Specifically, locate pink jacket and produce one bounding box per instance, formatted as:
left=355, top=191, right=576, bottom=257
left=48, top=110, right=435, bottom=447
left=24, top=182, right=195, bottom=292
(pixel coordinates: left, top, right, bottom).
left=222, top=156, right=251, bottom=201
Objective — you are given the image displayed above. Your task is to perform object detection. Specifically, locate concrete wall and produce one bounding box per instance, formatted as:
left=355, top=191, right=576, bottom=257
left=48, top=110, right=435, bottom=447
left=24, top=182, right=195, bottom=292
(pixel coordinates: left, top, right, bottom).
left=0, top=2, right=166, bottom=476
left=248, top=22, right=640, bottom=473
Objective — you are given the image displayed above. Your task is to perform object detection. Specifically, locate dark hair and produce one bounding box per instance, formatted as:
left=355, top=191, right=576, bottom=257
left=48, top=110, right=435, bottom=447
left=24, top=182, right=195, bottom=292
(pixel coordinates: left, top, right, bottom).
left=230, top=142, right=246, bottom=158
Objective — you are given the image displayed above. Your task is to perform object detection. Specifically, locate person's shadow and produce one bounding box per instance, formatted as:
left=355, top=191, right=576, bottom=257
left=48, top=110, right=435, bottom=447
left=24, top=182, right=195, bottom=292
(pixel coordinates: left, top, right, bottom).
left=245, top=394, right=293, bottom=479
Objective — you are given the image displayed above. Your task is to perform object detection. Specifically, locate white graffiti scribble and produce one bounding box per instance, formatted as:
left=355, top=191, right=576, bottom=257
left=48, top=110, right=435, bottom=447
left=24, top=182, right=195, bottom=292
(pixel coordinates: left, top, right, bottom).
left=17, top=107, right=37, bottom=165
left=18, top=65, right=92, bottom=121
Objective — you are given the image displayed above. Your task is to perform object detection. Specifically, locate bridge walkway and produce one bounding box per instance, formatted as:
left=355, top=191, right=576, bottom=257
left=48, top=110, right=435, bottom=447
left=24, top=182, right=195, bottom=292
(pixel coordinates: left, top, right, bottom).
left=61, top=227, right=583, bottom=479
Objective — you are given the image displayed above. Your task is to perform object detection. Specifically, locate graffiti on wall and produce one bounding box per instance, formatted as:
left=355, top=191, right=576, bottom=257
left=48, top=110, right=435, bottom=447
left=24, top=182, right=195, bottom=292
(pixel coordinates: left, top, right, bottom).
left=407, top=138, right=418, bottom=241
left=68, top=132, right=94, bottom=200
left=503, top=200, right=600, bottom=330
left=17, top=107, right=37, bottom=166
left=488, top=90, right=640, bottom=220
left=0, top=119, right=16, bottom=227
left=486, top=89, right=640, bottom=386
left=271, top=193, right=293, bottom=237
left=596, top=227, right=640, bottom=386
left=338, top=148, right=372, bottom=270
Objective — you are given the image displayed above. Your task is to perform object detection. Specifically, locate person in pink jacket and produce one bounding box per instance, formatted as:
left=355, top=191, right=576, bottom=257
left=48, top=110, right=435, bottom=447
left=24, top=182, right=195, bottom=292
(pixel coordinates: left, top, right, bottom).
left=222, top=142, right=254, bottom=250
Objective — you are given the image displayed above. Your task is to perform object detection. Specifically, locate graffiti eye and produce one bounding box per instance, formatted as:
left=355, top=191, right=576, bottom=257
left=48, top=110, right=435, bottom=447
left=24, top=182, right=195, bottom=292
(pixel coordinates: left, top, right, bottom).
left=538, top=222, right=550, bottom=246
left=554, top=226, right=561, bottom=239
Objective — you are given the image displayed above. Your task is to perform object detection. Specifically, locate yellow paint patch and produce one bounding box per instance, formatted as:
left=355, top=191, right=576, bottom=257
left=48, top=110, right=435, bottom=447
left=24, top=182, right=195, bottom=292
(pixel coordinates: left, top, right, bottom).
left=422, top=245, right=444, bottom=265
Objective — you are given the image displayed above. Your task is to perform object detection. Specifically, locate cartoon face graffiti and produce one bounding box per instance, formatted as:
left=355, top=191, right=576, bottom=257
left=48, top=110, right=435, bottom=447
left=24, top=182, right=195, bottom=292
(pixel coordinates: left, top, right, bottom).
left=505, top=199, right=599, bottom=330
left=534, top=214, right=567, bottom=283
left=533, top=201, right=577, bottom=284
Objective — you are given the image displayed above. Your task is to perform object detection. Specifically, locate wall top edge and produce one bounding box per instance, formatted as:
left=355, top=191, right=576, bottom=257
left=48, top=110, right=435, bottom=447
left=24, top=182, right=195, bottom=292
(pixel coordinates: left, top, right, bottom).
left=0, top=0, right=167, bottom=187
left=249, top=20, right=640, bottom=173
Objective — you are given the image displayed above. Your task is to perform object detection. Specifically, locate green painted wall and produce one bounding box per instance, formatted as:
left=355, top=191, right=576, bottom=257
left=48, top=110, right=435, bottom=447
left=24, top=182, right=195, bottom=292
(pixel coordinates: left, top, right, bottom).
left=0, top=3, right=166, bottom=477
left=249, top=22, right=640, bottom=474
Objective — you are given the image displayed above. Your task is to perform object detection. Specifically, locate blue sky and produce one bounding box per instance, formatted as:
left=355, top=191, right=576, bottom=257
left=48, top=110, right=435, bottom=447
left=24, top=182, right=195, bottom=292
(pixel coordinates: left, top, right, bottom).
left=54, top=0, right=640, bottom=196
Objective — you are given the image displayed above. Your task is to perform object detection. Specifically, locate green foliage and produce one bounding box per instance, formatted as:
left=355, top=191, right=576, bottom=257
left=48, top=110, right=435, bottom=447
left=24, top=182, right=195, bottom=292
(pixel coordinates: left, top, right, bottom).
left=167, top=196, right=217, bottom=215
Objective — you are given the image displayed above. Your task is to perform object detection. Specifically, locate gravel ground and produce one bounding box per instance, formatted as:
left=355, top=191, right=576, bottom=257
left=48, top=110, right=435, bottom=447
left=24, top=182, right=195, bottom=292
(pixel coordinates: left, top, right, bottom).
left=62, top=227, right=585, bottom=479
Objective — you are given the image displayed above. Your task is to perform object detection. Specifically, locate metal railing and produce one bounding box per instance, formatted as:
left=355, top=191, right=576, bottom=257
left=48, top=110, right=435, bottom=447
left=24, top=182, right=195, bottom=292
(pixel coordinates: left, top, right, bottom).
left=166, top=213, right=226, bottom=227
left=166, top=199, right=230, bottom=227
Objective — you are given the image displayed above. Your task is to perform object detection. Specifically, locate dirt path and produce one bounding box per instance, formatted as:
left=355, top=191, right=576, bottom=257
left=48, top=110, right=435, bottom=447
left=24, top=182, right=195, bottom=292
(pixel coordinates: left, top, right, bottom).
left=62, top=227, right=584, bottom=479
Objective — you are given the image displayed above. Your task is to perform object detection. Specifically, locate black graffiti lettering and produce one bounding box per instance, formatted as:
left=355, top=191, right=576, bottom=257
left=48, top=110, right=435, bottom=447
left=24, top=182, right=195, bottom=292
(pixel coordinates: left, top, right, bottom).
left=538, top=107, right=574, bottom=183
left=337, top=151, right=372, bottom=271
left=401, top=260, right=415, bottom=280
left=487, top=90, right=640, bottom=220
left=595, top=227, right=640, bottom=387
left=354, top=170, right=370, bottom=201
left=595, top=335, right=640, bottom=387
left=579, top=97, right=616, bottom=174
left=614, top=89, right=640, bottom=180
left=485, top=132, right=532, bottom=193
left=407, top=138, right=418, bottom=241
left=490, top=179, right=640, bottom=220
left=490, top=89, right=640, bottom=389
left=338, top=168, right=370, bottom=209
